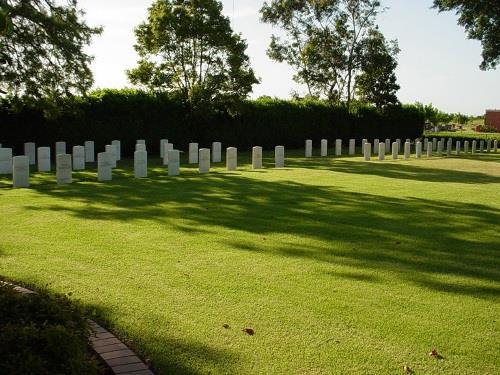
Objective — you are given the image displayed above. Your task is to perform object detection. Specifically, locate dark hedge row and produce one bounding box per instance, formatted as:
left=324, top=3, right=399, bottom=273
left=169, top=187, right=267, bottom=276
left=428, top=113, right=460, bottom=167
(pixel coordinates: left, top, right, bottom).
left=0, top=90, right=425, bottom=157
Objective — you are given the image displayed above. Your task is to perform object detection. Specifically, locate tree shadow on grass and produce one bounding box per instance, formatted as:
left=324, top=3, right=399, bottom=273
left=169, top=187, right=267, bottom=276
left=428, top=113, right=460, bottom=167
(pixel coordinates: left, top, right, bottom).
left=22, top=166, right=500, bottom=301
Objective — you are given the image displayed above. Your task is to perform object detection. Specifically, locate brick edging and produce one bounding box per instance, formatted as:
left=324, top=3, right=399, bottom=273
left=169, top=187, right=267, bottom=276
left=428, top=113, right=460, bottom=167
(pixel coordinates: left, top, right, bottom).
left=5, top=282, right=154, bottom=375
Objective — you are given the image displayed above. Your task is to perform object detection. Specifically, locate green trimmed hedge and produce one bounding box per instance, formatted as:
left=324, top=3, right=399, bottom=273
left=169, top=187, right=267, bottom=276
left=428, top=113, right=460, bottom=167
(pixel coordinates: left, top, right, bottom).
left=424, top=131, right=500, bottom=142
left=0, top=89, right=425, bottom=157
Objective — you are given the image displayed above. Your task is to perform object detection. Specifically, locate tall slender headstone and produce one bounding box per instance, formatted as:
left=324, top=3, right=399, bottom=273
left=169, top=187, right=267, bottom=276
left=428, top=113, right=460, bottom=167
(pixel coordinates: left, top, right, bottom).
left=168, top=149, right=180, bottom=176
left=335, top=139, right=342, bottom=156
left=111, top=140, right=121, bottom=161
left=84, top=141, right=95, bottom=163
left=464, top=140, right=469, bottom=153
left=0, top=148, right=13, bottom=174
left=199, top=148, right=210, bottom=174
left=362, top=139, right=368, bottom=150
left=363, top=143, right=371, bottom=161
left=275, top=146, right=285, bottom=168
left=456, top=141, right=461, bottom=155
left=404, top=141, right=410, bottom=160
left=72, top=146, right=85, bottom=170
left=24, top=142, right=36, bottom=165
left=13, top=156, right=29, bottom=188
left=137, top=139, right=146, bottom=145
left=472, top=140, right=477, bottom=153
left=212, top=142, right=222, bottom=163
left=432, top=138, right=437, bottom=151
left=392, top=142, right=398, bottom=160
left=416, top=141, right=422, bottom=158
left=494, top=140, right=498, bottom=153
left=396, top=139, right=401, bottom=153
left=134, top=150, right=148, bottom=178
left=252, top=146, right=263, bottom=169
left=437, top=141, right=443, bottom=156
left=427, top=144, right=432, bottom=158
left=55, top=141, right=66, bottom=156
left=160, top=139, right=168, bottom=158
left=424, top=138, right=429, bottom=151
left=479, top=140, right=484, bottom=153
left=37, top=147, right=51, bottom=172
left=189, top=143, right=199, bottom=164
left=446, top=139, right=452, bottom=156
left=162, top=142, right=174, bottom=165
left=321, top=139, right=328, bottom=157
left=105, top=145, right=117, bottom=168
left=373, top=139, right=379, bottom=154
left=226, top=147, right=237, bottom=171
left=135, top=144, right=146, bottom=152
left=97, top=152, right=112, bottom=181
left=385, top=139, right=391, bottom=154
left=378, top=143, right=385, bottom=160
left=305, top=140, right=312, bottom=157
left=56, top=154, right=72, bottom=185
left=486, top=139, right=491, bottom=153
left=349, top=139, right=355, bottom=155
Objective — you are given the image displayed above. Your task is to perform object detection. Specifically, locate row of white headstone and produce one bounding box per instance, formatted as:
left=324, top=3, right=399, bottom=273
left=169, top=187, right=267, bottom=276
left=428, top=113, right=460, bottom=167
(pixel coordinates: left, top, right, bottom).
left=303, top=138, right=499, bottom=157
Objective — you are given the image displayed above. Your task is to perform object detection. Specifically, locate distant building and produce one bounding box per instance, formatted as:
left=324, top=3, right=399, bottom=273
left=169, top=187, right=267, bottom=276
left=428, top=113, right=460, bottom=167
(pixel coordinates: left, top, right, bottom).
left=485, top=110, right=500, bottom=131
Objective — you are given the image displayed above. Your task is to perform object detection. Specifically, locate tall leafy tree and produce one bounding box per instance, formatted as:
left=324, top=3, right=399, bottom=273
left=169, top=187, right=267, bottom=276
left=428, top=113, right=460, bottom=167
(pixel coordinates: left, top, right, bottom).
left=433, top=0, right=499, bottom=70
left=261, top=0, right=399, bottom=110
left=128, top=0, right=258, bottom=110
left=0, top=0, right=101, bottom=101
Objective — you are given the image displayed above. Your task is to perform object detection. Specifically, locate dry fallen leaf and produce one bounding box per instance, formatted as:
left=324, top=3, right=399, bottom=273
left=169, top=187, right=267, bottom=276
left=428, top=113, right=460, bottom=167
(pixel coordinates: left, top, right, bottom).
left=242, top=328, right=255, bottom=335
left=222, top=324, right=230, bottom=329
left=403, top=364, right=412, bottom=373
left=429, top=348, right=439, bottom=357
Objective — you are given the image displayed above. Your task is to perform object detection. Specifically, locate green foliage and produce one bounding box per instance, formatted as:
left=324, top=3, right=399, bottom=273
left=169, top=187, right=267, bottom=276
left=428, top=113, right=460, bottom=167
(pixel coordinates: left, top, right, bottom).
left=0, top=284, right=97, bottom=375
left=433, top=0, right=500, bottom=70
left=423, top=131, right=500, bottom=141
left=0, top=0, right=102, bottom=103
left=127, top=0, right=258, bottom=112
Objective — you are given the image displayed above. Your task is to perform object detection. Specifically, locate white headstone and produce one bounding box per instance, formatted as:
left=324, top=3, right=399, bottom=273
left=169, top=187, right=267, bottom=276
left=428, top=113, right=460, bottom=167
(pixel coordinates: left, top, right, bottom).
left=168, top=149, right=180, bottom=176
left=320, top=139, right=328, bottom=157
left=385, top=139, right=391, bottom=154
left=432, top=138, right=437, bottom=151
left=13, top=156, right=29, bottom=188
left=97, top=152, right=112, bottom=181
left=199, top=148, right=210, bottom=174
left=396, top=139, right=401, bottom=153
left=404, top=141, right=410, bottom=160
left=226, top=147, right=237, bottom=171
left=162, top=142, right=174, bottom=165
left=362, top=139, right=367, bottom=150
left=437, top=141, right=443, bottom=156
left=135, top=143, right=146, bottom=152
left=472, top=140, right=477, bottom=153
left=137, top=139, right=146, bottom=145
left=446, top=139, right=452, bottom=156
left=416, top=141, right=422, bottom=158
left=349, top=139, right=355, bottom=155
left=335, top=139, right=342, bottom=156
left=456, top=141, right=461, bottom=155
left=464, top=140, right=469, bottom=153
left=392, top=142, right=398, bottom=160
left=134, top=150, right=148, bottom=178
left=427, top=144, right=433, bottom=158
left=105, top=145, right=117, bottom=168
left=189, top=143, right=199, bottom=164
left=37, top=147, right=51, bottom=172
left=111, top=140, right=121, bottom=161
left=212, top=142, right=222, bottom=163
left=160, top=139, right=168, bottom=158
left=0, top=148, right=13, bottom=174
left=494, top=140, right=498, bottom=153
left=72, top=146, right=85, bottom=170
left=479, top=140, right=484, bottom=153
left=424, top=138, right=428, bottom=151
left=56, top=154, right=72, bottom=185
left=252, top=146, right=263, bottom=169
left=275, top=146, right=285, bottom=168
left=363, top=143, right=371, bottom=161
left=378, top=142, right=385, bottom=160
left=84, top=141, right=95, bottom=163
left=55, top=141, right=66, bottom=155
left=373, top=139, right=379, bottom=154
left=486, top=139, right=491, bottom=153
left=305, top=140, right=312, bottom=157
left=24, top=142, right=36, bottom=165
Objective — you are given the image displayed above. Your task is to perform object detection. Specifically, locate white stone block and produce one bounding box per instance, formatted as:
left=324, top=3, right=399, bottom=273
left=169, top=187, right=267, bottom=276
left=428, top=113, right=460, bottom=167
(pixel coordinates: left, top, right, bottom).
left=55, top=141, right=66, bottom=156
left=392, top=142, right=398, bottom=160
left=385, top=139, right=391, bottom=154
left=56, top=154, right=72, bottom=185
left=456, top=141, right=461, bottom=155
left=275, top=146, right=285, bottom=168
left=424, top=138, right=428, bottom=151
left=363, top=143, right=371, bottom=161
left=373, top=139, right=379, bottom=154
left=486, top=139, right=491, bottom=153
left=416, top=141, right=422, bottom=158
left=160, top=139, right=168, bottom=158
left=189, top=143, right=199, bottom=164
left=24, top=142, right=36, bottom=165
left=404, top=141, right=410, bottom=160
left=72, top=146, right=85, bottom=170
left=305, top=140, right=312, bottom=157
left=437, top=141, right=443, bottom=156
left=135, top=143, right=146, bottom=152
left=362, top=139, right=367, bottom=149
left=479, top=140, right=484, bottom=153
left=335, top=139, right=342, bottom=156
left=226, top=147, right=237, bottom=171
left=494, top=140, right=498, bottom=153
left=199, top=148, right=210, bottom=174
left=378, top=143, right=385, bottom=160
left=432, top=138, right=437, bottom=151
left=37, top=147, right=51, bottom=172
left=162, top=143, right=174, bottom=165
left=97, top=152, right=112, bottom=181
left=472, top=140, right=477, bottom=153
left=168, top=150, right=180, bottom=176
left=427, top=144, right=433, bottom=158
left=134, top=150, right=148, bottom=178
left=396, top=139, right=401, bottom=153
left=105, top=145, right=117, bottom=168
left=111, top=140, right=121, bottom=160
left=464, top=140, right=469, bottom=153
left=0, top=148, right=13, bottom=174
left=252, top=146, right=263, bottom=169
left=446, top=139, right=452, bottom=156
left=13, top=156, right=29, bottom=188
left=320, top=139, right=328, bottom=157
left=349, top=139, right=355, bottom=155
left=84, top=141, right=95, bottom=163
left=212, top=142, right=222, bottom=163
left=136, top=139, right=146, bottom=145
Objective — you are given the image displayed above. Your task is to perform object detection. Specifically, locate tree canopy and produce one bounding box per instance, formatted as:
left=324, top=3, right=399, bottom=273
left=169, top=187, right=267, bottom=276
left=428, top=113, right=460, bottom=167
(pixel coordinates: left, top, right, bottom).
left=127, top=0, right=258, bottom=111
left=0, top=0, right=102, bottom=102
left=433, top=0, right=500, bottom=70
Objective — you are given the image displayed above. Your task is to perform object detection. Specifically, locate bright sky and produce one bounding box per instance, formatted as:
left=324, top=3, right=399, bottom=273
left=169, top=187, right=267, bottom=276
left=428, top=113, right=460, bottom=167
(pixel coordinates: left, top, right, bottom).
left=79, top=0, right=499, bottom=115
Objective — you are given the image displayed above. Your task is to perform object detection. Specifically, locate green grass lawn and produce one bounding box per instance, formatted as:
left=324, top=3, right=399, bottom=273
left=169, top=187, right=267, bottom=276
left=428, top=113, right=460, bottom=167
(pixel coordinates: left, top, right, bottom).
left=1, top=150, right=499, bottom=374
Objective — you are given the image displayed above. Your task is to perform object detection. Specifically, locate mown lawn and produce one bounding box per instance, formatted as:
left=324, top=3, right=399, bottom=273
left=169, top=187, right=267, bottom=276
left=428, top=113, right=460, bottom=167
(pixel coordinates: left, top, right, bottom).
left=1, top=150, right=499, bottom=374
